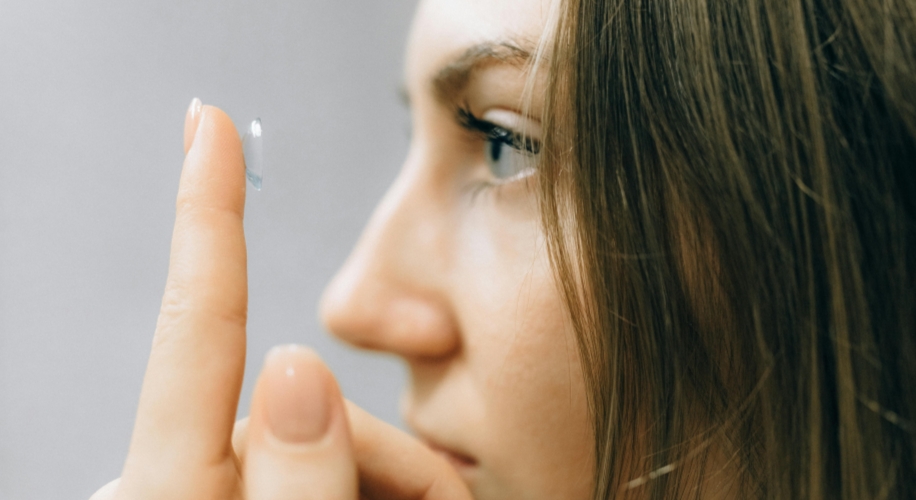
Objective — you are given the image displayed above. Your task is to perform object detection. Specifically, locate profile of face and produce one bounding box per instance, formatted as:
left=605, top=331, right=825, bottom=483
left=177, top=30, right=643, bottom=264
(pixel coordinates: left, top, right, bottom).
left=320, top=0, right=593, bottom=498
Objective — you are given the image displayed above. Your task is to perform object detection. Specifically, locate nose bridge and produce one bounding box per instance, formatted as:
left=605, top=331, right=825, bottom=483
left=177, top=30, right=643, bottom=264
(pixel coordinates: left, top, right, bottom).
left=358, top=147, right=450, bottom=286
left=320, top=146, right=460, bottom=358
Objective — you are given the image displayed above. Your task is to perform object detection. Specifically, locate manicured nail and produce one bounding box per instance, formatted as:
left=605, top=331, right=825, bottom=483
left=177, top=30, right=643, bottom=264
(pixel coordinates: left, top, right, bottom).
left=189, top=97, right=202, bottom=121
left=183, top=97, right=203, bottom=153
left=264, top=345, right=332, bottom=443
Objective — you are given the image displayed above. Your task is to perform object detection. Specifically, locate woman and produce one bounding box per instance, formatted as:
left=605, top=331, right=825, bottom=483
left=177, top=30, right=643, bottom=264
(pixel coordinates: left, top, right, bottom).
left=91, top=0, right=916, bottom=498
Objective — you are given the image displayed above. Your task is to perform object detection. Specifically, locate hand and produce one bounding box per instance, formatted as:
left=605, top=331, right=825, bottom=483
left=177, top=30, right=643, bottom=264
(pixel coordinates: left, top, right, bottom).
left=89, top=101, right=471, bottom=500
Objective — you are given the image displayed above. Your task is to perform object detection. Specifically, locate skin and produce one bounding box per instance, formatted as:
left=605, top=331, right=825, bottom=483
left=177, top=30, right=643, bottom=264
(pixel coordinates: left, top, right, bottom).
left=321, top=0, right=592, bottom=498
left=90, top=103, right=471, bottom=500
left=91, top=0, right=592, bottom=499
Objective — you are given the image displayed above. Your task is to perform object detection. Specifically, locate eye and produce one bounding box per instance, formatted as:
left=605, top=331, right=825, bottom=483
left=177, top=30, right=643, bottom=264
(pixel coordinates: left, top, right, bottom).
left=484, top=127, right=539, bottom=180
left=457, top=107, right=541, bottom=182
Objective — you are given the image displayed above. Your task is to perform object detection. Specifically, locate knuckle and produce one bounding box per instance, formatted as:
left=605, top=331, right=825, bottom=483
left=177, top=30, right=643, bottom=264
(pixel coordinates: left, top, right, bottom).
left=152, top=274, right=248, bottom=350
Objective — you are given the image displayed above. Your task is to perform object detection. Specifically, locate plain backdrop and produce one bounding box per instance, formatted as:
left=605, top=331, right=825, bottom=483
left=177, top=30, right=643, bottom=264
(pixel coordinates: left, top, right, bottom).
left=0, top=1, right=418, bottom=498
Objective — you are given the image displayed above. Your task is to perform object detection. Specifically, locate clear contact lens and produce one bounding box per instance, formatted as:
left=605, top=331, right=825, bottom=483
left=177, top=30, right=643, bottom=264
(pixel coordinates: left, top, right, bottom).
left=242, top=118, right=263, bottom=190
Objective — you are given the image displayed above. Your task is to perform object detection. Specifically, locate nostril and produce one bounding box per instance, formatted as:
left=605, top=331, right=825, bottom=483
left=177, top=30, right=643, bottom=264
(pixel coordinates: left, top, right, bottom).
left=379, top=298, right=461, bottom=357
left=319, top=267, right=460, bottom=358
left=316, top=173, right=458, bottom=359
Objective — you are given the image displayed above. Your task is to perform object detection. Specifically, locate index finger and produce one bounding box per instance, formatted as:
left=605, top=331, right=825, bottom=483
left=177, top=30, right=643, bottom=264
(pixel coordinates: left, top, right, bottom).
left=345, top=402, right=473, bottom=500
left=122, top=102, right=248, bottom=489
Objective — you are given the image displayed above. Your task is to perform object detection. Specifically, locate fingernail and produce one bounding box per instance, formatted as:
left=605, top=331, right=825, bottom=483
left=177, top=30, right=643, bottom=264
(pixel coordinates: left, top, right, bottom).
left=183, top=97, right=203, bottom=153
left=264, top=345, right=332, bottom=444
left=189, top=97, right=202, bottom=120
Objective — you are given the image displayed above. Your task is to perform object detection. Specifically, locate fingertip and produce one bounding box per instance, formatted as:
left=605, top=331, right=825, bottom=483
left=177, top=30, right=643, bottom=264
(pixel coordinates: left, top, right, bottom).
left=189, top=105, right=244, bottom=161
left=264, top=345, right=329, bottom=374
left=245, top=346, right=358, bottom=499
left=178, top=103, right=246, bottom=217
left=344, top=400, right=474, bottom=500
left=258, top=345, right=343, bottom=446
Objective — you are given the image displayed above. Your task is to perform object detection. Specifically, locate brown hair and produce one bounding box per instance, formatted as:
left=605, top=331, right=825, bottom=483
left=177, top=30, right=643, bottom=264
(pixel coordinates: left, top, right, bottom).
left=539, top=0, right=916, bottom=497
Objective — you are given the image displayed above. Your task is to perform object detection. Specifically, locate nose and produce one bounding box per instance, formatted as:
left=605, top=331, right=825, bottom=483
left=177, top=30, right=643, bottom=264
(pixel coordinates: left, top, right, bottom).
left=319, top=151, right=460, bottom=360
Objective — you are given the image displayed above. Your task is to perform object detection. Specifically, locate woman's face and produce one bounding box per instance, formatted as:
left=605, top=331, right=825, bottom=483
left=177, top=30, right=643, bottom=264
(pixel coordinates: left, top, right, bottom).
left=320, top=0, right=593, bottom=498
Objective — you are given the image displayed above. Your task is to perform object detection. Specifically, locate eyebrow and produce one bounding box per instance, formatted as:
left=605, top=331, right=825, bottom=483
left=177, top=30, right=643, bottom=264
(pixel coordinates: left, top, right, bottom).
left=413, top=41, right=533, bottom=109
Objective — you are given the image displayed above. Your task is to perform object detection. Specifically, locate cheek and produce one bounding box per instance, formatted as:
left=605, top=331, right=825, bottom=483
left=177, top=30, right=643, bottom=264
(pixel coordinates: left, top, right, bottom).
left=453, top=201, right=593, bottom=496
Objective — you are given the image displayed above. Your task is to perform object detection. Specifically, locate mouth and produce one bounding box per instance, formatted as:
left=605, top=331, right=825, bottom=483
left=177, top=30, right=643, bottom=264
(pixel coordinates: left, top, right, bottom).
left=402, top=403, right=479, bottom=480
left=423, top=438, right=479, bottom=475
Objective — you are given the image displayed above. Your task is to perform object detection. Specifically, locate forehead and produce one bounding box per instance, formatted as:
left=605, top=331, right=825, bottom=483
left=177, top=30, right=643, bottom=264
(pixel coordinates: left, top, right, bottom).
left=405, top=0, right=554, bottom=90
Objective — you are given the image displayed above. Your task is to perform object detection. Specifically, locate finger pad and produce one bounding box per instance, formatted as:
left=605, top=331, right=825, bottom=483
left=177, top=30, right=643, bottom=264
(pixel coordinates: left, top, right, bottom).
left=179, top=106, right=246, bottom=217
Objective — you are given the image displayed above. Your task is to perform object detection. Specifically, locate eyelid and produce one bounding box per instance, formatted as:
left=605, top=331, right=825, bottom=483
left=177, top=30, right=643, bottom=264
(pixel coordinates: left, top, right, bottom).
left=453, top=105, right=542, bottom=195
left=479, top=108, right=542, bottom=141
left=456, top=106, right=542, bottom=157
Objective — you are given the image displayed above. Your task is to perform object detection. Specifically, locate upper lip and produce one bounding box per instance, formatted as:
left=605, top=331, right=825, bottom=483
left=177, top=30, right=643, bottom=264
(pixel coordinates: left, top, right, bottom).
left=411, top=426, right=478, bottom=469
left=424, top=438, right=478, bottom=467
left=402, top=402, right=479, bottom=471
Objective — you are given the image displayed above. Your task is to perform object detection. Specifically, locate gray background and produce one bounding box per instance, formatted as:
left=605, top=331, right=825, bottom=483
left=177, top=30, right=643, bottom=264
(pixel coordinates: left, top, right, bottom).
left=0, top=1, right=418, bottom=498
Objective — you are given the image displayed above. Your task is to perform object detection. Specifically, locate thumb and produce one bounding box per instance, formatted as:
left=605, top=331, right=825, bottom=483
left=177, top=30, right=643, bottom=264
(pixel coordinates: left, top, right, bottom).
left=243, top=345, right=358, bottom=500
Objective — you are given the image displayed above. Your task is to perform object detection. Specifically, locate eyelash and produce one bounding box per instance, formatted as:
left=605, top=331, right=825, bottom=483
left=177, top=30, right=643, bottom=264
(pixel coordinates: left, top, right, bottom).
left=454, top=105, right=541, bottom=199
left=455, top=106, right=541, bottom=157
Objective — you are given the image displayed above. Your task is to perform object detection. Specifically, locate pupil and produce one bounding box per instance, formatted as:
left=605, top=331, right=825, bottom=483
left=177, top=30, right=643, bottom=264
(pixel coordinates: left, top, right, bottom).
left=490, top=139, right=503, bottom=162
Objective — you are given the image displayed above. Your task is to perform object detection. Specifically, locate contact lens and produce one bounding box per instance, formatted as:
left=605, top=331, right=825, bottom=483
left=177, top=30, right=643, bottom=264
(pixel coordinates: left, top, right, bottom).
left=242, top=118, right=263, bottom=190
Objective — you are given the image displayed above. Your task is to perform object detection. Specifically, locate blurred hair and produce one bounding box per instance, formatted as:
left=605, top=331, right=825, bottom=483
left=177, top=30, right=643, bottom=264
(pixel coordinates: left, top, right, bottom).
left=538, top=0, right=916, bottom=497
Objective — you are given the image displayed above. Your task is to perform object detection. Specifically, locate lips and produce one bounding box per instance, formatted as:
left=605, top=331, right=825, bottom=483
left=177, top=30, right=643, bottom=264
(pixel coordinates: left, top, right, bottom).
left=425, top=440, right=479, bottom=471
left=402, top=399, right=479, bottom=478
